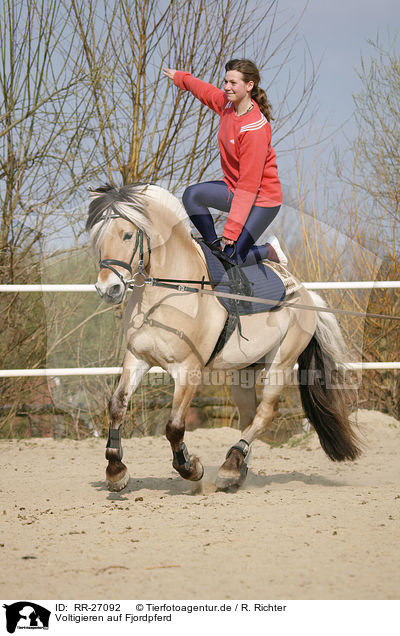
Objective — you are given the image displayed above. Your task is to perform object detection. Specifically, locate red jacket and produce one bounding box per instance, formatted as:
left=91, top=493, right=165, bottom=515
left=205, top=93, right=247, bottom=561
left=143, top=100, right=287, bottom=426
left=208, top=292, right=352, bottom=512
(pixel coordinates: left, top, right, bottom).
left=174, top=71, right=282, bottom=241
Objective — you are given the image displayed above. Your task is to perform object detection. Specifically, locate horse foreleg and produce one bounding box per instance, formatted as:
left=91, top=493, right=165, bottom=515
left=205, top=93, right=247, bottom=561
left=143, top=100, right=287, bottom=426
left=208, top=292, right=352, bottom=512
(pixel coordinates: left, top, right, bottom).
left=166, top=376, right=204, bottom=481
left=106, top=351, right=150, bottom=491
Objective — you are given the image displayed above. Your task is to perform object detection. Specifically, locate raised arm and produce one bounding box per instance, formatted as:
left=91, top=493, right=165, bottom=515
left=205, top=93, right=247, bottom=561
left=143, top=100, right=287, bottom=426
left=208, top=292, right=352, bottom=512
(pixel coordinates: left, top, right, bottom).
left=163, top=68, right=226, bottom=114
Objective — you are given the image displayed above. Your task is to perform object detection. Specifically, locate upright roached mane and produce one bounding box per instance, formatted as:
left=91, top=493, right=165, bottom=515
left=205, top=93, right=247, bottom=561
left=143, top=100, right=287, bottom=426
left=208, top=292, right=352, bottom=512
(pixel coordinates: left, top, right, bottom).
left=87, top=183, right=191, bottom=254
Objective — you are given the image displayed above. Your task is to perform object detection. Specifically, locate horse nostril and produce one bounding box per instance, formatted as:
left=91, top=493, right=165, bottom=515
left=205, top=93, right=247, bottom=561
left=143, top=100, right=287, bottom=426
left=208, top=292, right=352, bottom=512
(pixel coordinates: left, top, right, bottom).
left=108, top=284, right=123, bottom=297
left=95, top=283, right=103, bottom=297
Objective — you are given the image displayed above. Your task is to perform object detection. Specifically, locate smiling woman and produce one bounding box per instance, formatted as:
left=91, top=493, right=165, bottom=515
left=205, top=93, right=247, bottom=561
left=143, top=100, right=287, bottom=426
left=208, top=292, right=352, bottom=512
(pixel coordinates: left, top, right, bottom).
left=163, top=60, right=285, bottom=267
left=224, top=59, right=274, bottom=122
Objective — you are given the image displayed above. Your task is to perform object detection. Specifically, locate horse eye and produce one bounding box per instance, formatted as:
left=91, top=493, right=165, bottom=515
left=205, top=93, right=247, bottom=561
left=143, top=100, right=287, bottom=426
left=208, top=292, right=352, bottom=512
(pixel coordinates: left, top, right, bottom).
left=123, top=232, right=133, bottom=241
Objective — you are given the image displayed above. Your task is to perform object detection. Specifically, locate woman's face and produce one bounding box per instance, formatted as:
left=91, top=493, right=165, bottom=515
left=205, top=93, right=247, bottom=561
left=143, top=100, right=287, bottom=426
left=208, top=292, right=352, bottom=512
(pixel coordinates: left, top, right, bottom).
left=224, top=70, right=254, bottom=104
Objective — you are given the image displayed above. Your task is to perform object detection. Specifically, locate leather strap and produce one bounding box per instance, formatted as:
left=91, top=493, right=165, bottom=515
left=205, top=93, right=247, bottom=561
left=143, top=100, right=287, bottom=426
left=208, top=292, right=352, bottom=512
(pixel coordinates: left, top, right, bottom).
left=172, top=442, right=191, bottom=470
left=225, top=439, right=250, bottom=460
left=106, top=428, right=123, bottom=460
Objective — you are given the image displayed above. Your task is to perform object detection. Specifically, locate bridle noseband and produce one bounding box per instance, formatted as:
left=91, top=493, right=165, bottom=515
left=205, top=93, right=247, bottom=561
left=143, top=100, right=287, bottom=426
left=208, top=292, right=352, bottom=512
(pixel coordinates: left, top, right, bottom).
left=99, top=215, right=151, bottom=290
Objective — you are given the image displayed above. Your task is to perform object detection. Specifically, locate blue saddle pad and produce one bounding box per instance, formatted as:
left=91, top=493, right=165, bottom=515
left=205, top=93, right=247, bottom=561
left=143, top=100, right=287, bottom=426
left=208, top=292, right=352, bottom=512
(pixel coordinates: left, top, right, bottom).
left=198, top=241, right=286, bottom=315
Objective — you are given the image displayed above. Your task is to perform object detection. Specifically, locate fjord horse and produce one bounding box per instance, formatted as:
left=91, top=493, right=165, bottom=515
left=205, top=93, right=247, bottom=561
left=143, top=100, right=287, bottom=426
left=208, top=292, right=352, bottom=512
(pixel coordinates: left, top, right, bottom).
left=88, top=183, right=360, bottom=491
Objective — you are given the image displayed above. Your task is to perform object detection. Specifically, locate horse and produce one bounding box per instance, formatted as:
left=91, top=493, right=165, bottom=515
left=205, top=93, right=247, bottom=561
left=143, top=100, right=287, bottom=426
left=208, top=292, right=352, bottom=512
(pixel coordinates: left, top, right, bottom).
left=87, top=182, right=360, bottom=492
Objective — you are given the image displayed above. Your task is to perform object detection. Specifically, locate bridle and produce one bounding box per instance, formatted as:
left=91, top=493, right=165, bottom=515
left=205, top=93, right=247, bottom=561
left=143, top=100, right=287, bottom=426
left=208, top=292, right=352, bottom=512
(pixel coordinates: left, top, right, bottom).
left=98, top=214, right=151, bottom=290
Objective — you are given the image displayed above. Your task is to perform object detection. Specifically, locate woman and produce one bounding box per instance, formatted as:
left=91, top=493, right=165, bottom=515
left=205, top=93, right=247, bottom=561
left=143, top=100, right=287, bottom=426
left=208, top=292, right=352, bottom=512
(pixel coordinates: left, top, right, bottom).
left=163, top=59, right=286, bottom=266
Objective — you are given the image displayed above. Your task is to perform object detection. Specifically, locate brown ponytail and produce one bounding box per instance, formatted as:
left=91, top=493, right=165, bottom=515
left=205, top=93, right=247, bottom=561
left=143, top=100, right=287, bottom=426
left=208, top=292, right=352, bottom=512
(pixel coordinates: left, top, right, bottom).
left=225, top=59, right=274, bottom=121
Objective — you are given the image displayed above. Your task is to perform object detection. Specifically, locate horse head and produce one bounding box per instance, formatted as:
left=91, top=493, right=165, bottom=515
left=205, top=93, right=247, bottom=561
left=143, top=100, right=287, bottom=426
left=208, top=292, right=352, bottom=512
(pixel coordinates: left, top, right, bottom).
left=87, top=183, right=151, bottom=304
left=87, top=182, right=195, bottom=305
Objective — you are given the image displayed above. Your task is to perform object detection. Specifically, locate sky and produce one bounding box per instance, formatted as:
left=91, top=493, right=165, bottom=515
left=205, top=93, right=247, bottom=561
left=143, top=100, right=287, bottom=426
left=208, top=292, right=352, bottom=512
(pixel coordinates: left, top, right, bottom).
left=41, top=0, right=400, bottom=252
left=276, top=0, right=399, bottom=166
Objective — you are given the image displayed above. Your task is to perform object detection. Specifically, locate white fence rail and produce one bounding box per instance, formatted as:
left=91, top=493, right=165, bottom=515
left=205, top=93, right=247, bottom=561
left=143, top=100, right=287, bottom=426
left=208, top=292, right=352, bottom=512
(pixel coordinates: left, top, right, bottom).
left=1, top=281, right=398, bottom=377
left=1, top=281, right=400, bottom=292
left=0, top=362, right=399, bottom=379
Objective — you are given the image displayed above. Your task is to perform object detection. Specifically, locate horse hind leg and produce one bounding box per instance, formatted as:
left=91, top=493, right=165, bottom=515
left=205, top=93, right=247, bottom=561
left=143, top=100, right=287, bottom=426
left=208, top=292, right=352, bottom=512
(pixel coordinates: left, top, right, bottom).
left=166, top=374, right=204, bottom=481
left=214, top=365, right=262, bottom=490
left=106, top=352, right=149, bottom=491
left=230, top=369, right=258, bottom=429
left=216, top=366, right=287, bottom=490
left=216, top=312, right=314, bottom=491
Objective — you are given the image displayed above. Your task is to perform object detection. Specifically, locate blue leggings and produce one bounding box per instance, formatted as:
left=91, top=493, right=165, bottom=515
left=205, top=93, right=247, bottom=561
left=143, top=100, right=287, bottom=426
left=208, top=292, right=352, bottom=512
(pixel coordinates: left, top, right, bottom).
left=182, top=180, right=280, bottom=265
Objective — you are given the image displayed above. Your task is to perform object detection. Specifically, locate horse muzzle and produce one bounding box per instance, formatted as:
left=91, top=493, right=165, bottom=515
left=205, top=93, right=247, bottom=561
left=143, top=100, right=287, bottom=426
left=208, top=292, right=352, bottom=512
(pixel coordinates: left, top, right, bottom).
left=95, top=275, right=126, bottom=305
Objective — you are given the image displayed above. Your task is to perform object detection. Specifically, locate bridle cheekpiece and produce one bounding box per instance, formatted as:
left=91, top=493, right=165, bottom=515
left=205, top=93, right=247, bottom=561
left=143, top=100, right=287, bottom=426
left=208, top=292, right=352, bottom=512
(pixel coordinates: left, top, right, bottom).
left=98, top=213, right=151, bottom=291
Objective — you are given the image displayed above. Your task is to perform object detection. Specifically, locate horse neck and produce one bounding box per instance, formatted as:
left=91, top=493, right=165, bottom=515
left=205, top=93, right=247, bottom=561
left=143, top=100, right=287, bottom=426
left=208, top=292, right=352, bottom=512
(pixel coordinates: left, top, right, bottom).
left=148, top=219, right=205, bottom=279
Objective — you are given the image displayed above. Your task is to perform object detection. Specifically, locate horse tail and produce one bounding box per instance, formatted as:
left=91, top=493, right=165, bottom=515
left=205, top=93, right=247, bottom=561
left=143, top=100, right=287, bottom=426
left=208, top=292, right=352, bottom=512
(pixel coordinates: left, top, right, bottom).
left=297, top=291, right=361, bottom=461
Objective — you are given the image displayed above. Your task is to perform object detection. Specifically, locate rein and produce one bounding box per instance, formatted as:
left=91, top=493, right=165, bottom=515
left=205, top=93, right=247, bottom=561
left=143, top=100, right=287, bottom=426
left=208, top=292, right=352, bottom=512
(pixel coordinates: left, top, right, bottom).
left=140, top=278, right=400, bottom=322
left=98, top=221, right=400, bottom=323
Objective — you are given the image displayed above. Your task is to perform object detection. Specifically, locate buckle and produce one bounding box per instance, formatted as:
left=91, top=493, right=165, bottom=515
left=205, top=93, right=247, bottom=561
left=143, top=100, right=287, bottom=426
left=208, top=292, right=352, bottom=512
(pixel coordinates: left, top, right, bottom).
left=129, top=272, right=146, bottom=287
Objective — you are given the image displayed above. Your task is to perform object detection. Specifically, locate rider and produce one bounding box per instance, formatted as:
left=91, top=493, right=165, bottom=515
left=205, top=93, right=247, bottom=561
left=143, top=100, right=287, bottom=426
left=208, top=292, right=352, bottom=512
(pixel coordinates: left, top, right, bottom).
left=163, top=59, right=287, bottom=267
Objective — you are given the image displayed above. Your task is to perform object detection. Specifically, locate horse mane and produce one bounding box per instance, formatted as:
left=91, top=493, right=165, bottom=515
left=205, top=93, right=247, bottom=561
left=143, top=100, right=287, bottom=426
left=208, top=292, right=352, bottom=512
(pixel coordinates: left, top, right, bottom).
left=87, top=182, right=191, bottom=253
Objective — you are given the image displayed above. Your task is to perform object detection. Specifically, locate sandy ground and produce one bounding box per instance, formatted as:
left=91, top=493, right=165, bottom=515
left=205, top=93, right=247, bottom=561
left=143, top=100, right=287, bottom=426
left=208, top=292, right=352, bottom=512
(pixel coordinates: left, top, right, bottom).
left=0, top=409, right=399, bottom=600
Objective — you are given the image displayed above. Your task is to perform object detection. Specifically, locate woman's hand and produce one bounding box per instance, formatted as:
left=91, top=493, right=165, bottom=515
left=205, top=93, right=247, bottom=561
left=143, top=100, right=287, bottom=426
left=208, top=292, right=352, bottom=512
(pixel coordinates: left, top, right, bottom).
left=163, top=68, right=177, bottom=81
left=221, top=236, right=234, bottom=247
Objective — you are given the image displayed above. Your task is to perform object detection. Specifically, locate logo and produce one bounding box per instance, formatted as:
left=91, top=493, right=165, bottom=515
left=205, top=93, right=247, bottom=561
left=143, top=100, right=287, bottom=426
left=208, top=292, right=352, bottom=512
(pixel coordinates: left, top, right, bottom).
left=229, top=138, right=235, bottom=144
left=3, top=603, right=51, bottom=633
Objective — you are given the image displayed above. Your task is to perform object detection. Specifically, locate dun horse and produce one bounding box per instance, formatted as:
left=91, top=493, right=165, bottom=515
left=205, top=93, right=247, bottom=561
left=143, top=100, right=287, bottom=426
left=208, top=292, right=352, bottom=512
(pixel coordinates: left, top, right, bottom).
left=87, top=183, right=360, bottom=491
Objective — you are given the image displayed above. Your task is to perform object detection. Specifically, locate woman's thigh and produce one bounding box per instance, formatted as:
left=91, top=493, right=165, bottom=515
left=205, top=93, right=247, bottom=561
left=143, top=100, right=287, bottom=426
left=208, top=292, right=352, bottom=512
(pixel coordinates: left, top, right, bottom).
left=183, top=180, right=233, bottom=213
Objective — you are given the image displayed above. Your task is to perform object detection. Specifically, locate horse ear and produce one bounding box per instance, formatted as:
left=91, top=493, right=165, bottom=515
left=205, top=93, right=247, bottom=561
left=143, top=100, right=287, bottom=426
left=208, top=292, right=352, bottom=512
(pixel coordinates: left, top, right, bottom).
left=89, top=183, right=116, bottom=195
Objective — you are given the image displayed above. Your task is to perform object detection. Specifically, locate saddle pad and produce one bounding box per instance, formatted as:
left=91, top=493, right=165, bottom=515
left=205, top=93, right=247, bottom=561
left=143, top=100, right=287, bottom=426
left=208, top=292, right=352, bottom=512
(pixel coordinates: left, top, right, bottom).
left=261, top=261, right=302, bottom=297
left=198, top=241, right=286, bottom=315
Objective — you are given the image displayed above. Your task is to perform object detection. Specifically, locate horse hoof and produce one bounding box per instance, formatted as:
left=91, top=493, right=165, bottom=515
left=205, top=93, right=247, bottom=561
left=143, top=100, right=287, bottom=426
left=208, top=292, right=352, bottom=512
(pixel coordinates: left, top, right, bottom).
left=215, top=463, right=248, bottom=491
left=107, top=471, right=130, bottom=492
left=174, top=455, right=204, bottom=481
left=106, top=461, right=130, bottom=492
left=189, top=456, right=204, bottom=481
